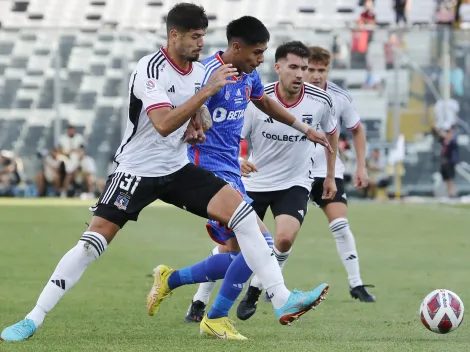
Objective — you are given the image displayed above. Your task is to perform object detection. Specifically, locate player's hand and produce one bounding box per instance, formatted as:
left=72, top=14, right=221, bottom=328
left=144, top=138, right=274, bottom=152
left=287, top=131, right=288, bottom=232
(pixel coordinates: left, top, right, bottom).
left=193, top=105, right=212, bottom=132
left=354, top=166, right=369, bottom=189
left=240, top=159, right=258, bottom=177
left=305, top=128, right=333, bottom=153
left=322, top=176, right=337, bottom=200
left=183, top=118, right=206, bottom=144
left=204, top=64, right=238, bottom=95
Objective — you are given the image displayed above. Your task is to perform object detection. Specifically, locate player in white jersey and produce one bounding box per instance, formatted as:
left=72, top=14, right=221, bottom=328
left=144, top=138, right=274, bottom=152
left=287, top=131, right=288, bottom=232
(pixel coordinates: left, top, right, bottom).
left=187, top=41, right=339, bottom=322
left=1, top=5, right=333, bottom=342
left=306, top=46, right=375, bottom=302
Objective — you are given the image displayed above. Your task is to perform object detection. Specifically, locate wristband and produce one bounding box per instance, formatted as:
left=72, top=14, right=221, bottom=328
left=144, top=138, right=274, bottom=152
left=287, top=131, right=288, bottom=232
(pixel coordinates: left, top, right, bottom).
left=292, top=119, right=309, bottom=134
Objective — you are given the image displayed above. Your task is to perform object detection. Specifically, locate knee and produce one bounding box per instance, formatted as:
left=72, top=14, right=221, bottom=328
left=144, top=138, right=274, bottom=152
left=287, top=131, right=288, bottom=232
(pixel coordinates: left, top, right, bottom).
left=275, top=233, right=294, bottom=252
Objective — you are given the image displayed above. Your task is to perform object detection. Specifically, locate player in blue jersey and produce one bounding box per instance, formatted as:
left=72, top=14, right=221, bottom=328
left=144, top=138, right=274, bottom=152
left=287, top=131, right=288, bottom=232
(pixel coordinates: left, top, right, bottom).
left=147, top=16, right=337, bottom=340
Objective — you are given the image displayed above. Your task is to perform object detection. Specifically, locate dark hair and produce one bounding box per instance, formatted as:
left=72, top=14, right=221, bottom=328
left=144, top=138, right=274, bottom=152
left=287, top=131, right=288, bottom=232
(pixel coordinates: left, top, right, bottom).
left=308, top=46, right=331, bottom=66
left=226, top=16, right=270, bottom=46
left=275, top=41, right=310, bottom=62
left=166, top=3, right=208, bottom=34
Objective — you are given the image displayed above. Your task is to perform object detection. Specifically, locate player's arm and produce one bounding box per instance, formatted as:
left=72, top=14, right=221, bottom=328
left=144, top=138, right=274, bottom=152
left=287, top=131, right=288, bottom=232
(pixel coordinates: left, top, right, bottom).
left=252, top=95, right=332, bottom=152
left=343, top=98, right=368, bottom=188
left=320, top=104, right=339, bottom=200
left=141, top=65, right=237, bottom=137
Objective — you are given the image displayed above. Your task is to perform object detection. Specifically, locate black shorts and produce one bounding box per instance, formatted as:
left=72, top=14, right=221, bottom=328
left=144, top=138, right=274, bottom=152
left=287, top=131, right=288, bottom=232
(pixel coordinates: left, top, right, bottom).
left=247, top=186, right=310, bottom=225
left=93, top=163, right=227, bottom=228
left=310, top=177, right=347, bottom=208
left=441, top=164, right=455, bottom=181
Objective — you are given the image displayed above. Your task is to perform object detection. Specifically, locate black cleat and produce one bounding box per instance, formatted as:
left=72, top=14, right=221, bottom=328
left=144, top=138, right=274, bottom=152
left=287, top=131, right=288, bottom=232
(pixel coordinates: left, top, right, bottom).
left=184, top=300, right=206, bottom=323
left=236, top=286, right=262, bottom=320
left=350, top=284, right=376, bottom=302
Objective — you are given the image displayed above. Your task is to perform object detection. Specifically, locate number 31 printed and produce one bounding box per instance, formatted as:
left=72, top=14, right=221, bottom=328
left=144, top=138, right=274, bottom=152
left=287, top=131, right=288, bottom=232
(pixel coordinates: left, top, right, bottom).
left=119, top=174, right=142, bottom=195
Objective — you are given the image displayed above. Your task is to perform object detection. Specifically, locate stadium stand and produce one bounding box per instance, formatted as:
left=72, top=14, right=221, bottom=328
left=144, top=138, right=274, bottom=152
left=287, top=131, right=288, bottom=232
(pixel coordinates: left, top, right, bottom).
left=0, top=0, right=469, bottom=196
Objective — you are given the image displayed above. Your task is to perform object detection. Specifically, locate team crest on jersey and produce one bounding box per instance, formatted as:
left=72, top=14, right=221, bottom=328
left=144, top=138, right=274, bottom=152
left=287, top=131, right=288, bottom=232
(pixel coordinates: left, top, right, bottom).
left=114, top=194, right=129, bottom=210
left=194, top=82, right=201, bottom=93
left=245, top=87, right=252, bottom=101
left=225, top=90, right=230, bottom=100
left=302, top=115, right=313, bottom=126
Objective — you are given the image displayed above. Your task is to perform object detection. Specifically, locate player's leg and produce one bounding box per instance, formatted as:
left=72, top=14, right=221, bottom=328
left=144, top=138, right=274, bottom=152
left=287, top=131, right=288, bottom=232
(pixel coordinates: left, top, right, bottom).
left=185, top=244, right=226, bottom=323
left=185, top=192, right=271, bottom=323
left=238, top=186, right=311, bottom=320
left=1, top=173, right=163, bottom=341
left=321, top=178, right=375, bottom=302
left=149, top=164, right=328, bottom=328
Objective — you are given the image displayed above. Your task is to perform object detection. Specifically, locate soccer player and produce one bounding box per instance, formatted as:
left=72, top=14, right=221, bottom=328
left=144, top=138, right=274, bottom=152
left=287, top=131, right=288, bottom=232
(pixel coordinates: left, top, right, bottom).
left=148, top=19, right=333, bottom=340
left=1, top=4, right=327, bottom=342
left=186, top=41, right=339, bottom=323
left=305, top=46, right=375, bottom=302
left=237, top=47, right=375, bottom=319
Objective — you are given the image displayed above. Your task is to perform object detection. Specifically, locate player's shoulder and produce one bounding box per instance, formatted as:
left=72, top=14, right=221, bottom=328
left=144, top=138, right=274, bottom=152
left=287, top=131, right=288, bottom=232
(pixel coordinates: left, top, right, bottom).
left=303, top=82, right=333, bottom=107
left=326, top=81, right=353, bottom=103
left=136, top=49, right=167, bottom=80
left=264, top=81, right=277, bottom=95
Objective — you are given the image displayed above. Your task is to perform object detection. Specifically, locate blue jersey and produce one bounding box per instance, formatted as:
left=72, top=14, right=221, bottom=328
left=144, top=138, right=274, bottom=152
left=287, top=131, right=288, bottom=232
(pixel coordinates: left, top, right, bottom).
left=188, top=51, right=264, bottom=176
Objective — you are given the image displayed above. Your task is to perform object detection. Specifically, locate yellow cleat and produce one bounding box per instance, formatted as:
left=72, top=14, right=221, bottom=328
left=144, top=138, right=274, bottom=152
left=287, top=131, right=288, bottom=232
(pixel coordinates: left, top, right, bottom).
left=200, top=315, right=247, bottom=340
left=146, top=264, right=174, bottom=316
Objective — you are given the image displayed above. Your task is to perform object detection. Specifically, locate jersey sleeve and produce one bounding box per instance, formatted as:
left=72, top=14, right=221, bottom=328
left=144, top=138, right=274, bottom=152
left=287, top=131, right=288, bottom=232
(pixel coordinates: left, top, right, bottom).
left=342, top=98, right=361, bottom=130
left=241, top=102, right=255, bottom=140
left=250, top=70, right=264, bottom=100
left=320, top=100, right=338, bottom=135
left=133, top=67, right=172, bottom=114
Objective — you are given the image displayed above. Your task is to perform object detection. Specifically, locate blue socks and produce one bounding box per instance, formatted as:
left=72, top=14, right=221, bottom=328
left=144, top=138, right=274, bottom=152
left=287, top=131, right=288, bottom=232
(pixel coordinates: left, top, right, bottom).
left=167, top=253, right=235, bottom=290
left=208, top=232, right=273, bottom=319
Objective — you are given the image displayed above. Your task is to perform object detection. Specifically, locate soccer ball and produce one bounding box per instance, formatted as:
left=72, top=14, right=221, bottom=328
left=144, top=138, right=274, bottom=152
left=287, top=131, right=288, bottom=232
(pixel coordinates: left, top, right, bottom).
left=419, top=289, right=464, bottom=334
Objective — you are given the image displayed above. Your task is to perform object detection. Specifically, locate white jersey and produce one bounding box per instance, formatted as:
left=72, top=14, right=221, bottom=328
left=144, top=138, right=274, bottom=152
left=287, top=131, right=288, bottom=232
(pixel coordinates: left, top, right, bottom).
left=242, top=82, right=337, bottom=192
left=114, top=47, right=205, bottom=177
left=311, top=81, right=360, bottom=179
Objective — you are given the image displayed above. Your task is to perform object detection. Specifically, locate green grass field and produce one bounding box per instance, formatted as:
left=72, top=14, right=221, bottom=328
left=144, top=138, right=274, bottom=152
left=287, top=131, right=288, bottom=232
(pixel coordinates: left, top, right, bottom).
left=1, top=199, right=469, bottom=351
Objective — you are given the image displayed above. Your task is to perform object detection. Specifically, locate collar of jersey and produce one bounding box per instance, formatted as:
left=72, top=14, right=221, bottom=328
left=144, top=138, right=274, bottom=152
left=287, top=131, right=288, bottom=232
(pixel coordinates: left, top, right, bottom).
left=160, top=46, right=193, bottom=76
left=215, top=51, right=244, bottom=81
left=274, top=82, right=305, bottom=108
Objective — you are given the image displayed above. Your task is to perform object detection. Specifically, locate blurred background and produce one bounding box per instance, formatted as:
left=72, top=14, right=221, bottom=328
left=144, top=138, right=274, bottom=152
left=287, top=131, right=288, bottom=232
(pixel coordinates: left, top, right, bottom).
left=0, top=0, right=469, bottom=202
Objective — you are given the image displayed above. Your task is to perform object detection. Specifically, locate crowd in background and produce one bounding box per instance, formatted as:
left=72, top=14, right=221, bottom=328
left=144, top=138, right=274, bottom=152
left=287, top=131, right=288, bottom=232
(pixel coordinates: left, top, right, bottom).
left=0, top=125, right=99, bottom=198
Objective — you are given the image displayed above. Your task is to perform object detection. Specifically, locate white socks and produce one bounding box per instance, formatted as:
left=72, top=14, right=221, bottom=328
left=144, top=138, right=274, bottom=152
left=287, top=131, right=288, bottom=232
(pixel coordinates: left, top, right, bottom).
left=26, top=231, right=108, bottom=327
left=330, top=218, right=363, bottom=288
left=192, top=246, right=219, bottom=304
left=229, top=202, right=290, bottom=309
left=251, top=245, right=292, bottom=290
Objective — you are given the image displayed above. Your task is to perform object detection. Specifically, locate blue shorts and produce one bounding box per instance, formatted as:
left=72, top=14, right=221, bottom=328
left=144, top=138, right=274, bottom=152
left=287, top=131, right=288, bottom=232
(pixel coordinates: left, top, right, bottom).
left=205, top=171, right=253, bottom=245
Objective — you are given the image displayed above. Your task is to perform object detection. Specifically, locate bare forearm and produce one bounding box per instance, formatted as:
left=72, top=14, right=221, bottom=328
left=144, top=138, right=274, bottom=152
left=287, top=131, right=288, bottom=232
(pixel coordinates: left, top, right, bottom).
left=325, top=132, right=338, bottom=178
left=352, top=124, right=367, bottom=168
left=150, top=87, right=212, bottom=137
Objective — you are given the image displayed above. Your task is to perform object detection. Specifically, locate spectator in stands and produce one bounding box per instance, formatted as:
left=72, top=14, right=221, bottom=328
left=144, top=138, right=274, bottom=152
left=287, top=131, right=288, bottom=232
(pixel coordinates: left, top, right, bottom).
left=351, top=24, right=370, bottom=69
left=449, top=59, right=464, bottom=98
left=435, top=0, right=458, bottom=25
left=384, top=32, right=402, bottom=69
left=456, top=0, right=470, bottom=27
left=0, top=150, right=21, bottom=197
left=394, top=0, right=410, bottom=25
left=433, top=95, right=459, bottom=134
left=358, top=0, right=376, bottom=27
left=57, top=124, right=85, bottom=158
left=61, top=146, right=97, bottom=199
left=331, top=35, right=349, bottom=69
left=439, top=128, right=459, bottom=197
left=362, top=64, right=383, bottom=90
left=364, top=148, right=390, bottom=199
left=36, top=148, right=67, bottom=197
